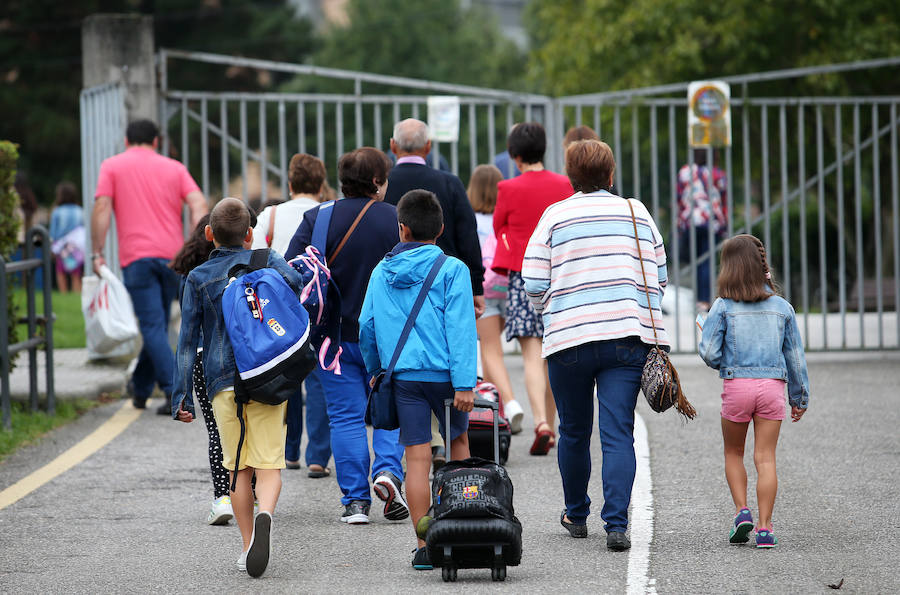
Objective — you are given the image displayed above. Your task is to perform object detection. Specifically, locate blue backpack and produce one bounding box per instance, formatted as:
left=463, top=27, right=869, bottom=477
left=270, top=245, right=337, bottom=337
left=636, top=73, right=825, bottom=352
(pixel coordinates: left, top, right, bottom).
left=224, top=249, right=316, bottom=487
left=288, top=201, right=344, bottom=374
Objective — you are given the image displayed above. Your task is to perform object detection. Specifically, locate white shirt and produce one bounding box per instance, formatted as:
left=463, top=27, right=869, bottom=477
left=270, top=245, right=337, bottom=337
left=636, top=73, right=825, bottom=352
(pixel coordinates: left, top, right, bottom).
left=251, top=197, right=320, bottom=256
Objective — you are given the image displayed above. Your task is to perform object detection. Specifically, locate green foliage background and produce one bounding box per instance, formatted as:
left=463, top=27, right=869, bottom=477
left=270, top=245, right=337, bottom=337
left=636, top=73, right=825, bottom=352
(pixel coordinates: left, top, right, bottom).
left=0, top=141, right=22, bottom=361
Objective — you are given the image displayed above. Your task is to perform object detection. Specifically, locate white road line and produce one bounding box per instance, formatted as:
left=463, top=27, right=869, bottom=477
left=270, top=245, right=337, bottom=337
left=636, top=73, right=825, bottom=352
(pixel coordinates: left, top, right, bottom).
left=627, top=412, right=657, bottom=595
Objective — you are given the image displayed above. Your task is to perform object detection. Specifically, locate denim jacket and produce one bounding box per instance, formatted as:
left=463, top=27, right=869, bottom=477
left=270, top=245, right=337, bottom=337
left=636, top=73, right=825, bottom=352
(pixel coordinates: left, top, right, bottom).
left=172, top=247, right=303, bottom=417
left=698, top=294, right=810, bottom=408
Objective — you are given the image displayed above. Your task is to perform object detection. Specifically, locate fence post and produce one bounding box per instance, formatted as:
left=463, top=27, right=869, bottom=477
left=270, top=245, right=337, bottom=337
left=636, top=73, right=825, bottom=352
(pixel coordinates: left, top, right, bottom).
left=0, top=254, right=9, bottom=430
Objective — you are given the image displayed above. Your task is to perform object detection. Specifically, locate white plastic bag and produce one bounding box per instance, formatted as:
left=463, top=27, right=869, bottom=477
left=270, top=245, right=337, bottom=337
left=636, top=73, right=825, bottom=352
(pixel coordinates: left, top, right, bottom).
left=81, top=265, right=140, bottom=356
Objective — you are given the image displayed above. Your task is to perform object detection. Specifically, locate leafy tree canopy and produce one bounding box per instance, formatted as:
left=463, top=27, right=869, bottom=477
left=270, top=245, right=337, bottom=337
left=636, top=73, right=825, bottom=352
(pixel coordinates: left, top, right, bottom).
left=524, top=0, right=900, bottom=96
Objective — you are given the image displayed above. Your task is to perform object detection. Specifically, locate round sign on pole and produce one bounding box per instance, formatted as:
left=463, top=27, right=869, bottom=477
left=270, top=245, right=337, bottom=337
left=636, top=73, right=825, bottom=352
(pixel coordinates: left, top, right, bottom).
left=688, top=81, right=731, bottom=147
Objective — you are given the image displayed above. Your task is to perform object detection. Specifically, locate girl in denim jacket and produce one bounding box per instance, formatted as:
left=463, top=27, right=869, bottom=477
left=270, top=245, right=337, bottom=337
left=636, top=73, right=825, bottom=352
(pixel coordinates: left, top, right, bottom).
left=699, top=234, right=810, bottom=549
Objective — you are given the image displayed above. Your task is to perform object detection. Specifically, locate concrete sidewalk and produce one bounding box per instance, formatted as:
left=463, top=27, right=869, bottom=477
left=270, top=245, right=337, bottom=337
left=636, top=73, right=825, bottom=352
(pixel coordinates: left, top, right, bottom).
left=8, top=348, right=129, bottom=401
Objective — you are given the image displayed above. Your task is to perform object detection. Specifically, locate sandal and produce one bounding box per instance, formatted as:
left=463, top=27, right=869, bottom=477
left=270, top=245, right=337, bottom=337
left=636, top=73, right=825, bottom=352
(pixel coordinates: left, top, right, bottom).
left=307, top=465, right=331, bottom=479
left=560, top=510, right=587, bottom=538
left=530, top=422, right=554, bottom=456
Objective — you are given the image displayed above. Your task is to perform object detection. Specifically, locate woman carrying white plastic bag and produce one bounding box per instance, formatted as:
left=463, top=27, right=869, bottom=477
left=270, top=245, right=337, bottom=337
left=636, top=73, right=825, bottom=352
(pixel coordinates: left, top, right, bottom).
left=81, top=264, right=139, bottom=357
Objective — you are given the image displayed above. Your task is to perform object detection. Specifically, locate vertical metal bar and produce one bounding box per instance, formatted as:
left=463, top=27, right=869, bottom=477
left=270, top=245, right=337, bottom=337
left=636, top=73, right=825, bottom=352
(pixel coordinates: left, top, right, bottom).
left=336, top=102, right=344, bottom=192
left=432, top=141, right=440, bottom=169
left=836, top=105, right=847, bottom=347
left=488, top=105, right=496, bottom=164
left=41, top=227, right=54, bottom=415
left=469, top=103, right=478, bottom=175
left=632, top=105, right=640, bottom=200
left=614, top=106, right=622, bottom=193
left=779, top=104, right=791, bottom=301
left=181, top=98, right=189, bottom=170
left=505, top=105, right=514, bottom=177
left=872, top=104, right=883, bottom=347
left=575, top=104, right=582, bottom=127
left=797, top=105, right=809, bottom=344
left=650, top=107, right=659, bottom=219
left=278, top=100, right=287, bottom=199
left=240, top=100, right=248, bottom=203
left=669, top=105, right=681, bottom=352
left=316, top=101, right=325, bottom=160
left=816, top=106, right=828, bottom=347
left=594, top=105, right=601, bottom=139
left=705, top=145, right=715, bottom=307
left=24, top=232, right=37, bottom=411
left=0, top=257, right=8, bottom=429
left=891, top=102, right=900, bottom=348
left=200, top=98, right=209, bottom=199
left=161, top=100, right=170, bottom=157
left=853, top=103, right=864, bottom=346
left=525, top=103, right=532, bottom=122
left=761, top=105, right=771, bottom=251
left=354, top=79, right=363, bottom=148
left=374, top=104, right=382, bottom=151
left=392, top=103, right=400, bottom=131
left=743, top=102, right=751, bottom=234
left=220, top=100, right=229, bottom=199
left=298, top=101, right=306, bottom=154
left=259, top=101, right=268, bottom=203
left=725, top=143, right=733, bottom=236
left=451, top=140, right=459, bottom=176
left=412, top=102, right=419, bottom=120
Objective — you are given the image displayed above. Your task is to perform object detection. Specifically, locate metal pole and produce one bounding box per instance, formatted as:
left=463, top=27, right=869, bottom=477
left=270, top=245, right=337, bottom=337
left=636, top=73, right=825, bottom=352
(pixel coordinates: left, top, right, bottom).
left=316, top=101, right=325, bottom=162
left=743, top=101, right=751, bottom=234
left=373, top=104, right=382, bottom=151
left=240, top=100, right=248, bottom=203
left=24, top=230, right=37, bottom=412
left=336, top=101, right=345, bottom=190
left=872, top=104, right=884, bottom=347
left=891, top=102, right=900, bottom=348
left=487, top=105, right=496, bottom=165
left=836, top=106, right=847, bottom=347
left=853, top=104, right=864, bottom=346
left=706, top=145, right=715, bottom=307
left=816, top=106, right=828, bottom=347
left=259, top=100, right=268, bottom=203
left=278, top=100, right=288, bottom=199
left=200, top=98, right=209, bottom=199
left=220, top=100, right=229, bottom=199
left=298, top=101, right=307, bottom=155
left=614, top=107, right=622, bottom=194
left=0, top=255, right=10, bottom=430
left=354, top=79, right=363, bottom=149
left=632, top=105, right=640, bottom=200
left=39, top=227, right=54, bottom=415
left=761, top=105, right=771, bottom=252
left=650, top=107, right=659, bottom=219
left=779, top=104, right=791, bottom=301
left=797, top=105, right=809, bottom=344
left=469, top=103, right=478, bottom=176
left=669, top=105, right=681, bottom=352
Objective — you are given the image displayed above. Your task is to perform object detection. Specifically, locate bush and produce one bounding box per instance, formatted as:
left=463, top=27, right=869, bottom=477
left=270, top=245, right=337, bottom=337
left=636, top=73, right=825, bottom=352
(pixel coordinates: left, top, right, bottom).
left=0, top=141, right=22, bottom=364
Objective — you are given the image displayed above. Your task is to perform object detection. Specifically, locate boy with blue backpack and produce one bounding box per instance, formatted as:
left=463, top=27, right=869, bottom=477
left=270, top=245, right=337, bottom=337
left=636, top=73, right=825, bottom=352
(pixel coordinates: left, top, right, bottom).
left=173, top=198, right=312, bottom=578
left=359, top=189, right=477, bottom=570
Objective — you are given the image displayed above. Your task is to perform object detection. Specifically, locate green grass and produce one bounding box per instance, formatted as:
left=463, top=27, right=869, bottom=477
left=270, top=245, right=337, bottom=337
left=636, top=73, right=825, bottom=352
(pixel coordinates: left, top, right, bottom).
left=11, top=288, right=85, bottom=349
left=0, top=398, right=107, bottom=462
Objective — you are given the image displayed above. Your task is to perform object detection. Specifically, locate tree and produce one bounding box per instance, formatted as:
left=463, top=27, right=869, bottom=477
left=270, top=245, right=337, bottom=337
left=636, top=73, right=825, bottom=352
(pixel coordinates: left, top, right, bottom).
left=524, top=0, right=900, bottom=96
left=0, top=0, right=314, bottom=204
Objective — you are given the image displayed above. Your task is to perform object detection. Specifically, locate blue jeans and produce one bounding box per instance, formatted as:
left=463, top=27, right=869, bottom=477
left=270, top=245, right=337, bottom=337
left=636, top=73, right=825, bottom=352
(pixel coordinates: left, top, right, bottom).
left=284, top=370, right=333, bottom=466
left=316, top=342, right=404, bottom=505
left=122, top=258, right=179, bottom=398
left=680, top=228, right=712, bottom=304
left=547, top=337, right=649, bottom=533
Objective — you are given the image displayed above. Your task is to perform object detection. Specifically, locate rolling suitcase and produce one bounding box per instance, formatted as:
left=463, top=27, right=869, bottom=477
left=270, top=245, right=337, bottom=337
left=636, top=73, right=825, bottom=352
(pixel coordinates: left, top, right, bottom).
left=467, top=381, right=511, bottom=465
left=425, top=398, right=523, bottom=582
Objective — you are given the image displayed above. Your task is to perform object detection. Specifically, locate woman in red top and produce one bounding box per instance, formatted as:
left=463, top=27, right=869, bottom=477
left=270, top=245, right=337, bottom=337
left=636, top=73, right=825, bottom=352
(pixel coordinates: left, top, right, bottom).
left=492, top=122, right=574, bottom=455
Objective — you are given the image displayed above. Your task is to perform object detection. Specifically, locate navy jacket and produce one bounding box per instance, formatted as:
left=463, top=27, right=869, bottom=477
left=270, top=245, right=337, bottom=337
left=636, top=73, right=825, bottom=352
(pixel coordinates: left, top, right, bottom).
left=284, top=197, right=399, bottom=342
left=383, top=163, right=484, bottom=296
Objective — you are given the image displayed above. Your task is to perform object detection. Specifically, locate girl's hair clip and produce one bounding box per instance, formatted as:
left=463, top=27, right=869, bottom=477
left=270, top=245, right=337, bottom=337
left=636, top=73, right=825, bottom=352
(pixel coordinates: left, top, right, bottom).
left=765, top=272, right=772, bottom=280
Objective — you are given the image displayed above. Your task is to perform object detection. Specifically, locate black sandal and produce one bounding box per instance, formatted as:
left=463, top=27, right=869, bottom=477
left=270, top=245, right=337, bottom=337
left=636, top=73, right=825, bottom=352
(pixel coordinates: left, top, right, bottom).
left=560, top=510, right=587, bottom=538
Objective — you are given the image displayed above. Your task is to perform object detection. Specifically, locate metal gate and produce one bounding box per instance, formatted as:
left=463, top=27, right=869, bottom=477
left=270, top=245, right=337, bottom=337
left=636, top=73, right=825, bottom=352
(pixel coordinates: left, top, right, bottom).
left=149, top=51, right=900, bottom=353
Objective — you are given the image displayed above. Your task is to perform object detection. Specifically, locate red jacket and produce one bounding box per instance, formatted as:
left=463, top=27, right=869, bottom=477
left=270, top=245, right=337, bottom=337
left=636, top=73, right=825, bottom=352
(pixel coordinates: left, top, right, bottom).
left=492, top=170, right=573, bottom=274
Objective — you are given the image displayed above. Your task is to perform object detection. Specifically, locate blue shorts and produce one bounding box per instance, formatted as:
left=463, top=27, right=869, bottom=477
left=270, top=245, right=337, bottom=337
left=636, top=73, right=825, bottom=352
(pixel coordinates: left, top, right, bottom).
left=394, top=380, right=469, bottom=447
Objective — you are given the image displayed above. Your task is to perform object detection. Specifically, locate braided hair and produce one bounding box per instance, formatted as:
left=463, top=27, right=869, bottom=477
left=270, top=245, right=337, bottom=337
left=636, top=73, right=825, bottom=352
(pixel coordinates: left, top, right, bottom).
left=716, top=234, right=779, bottom=302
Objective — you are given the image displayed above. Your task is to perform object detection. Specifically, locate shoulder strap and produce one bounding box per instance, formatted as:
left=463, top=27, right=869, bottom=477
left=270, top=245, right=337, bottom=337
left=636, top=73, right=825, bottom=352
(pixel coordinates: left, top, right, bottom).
left=311, top=201, right=334, bottom=254
left=329, top=198, right=376, bottom=264
left=383, top=253, right=448, bottom=382
left=227, top=248, right=269, bottom=279
left=266, top=205, right=277, bottom=248
left=627, top=200, right=660, bottom=346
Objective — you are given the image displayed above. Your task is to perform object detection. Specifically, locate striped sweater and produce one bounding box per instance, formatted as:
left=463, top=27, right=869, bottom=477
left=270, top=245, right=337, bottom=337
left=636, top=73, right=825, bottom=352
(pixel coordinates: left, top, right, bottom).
left=522, top=190, right=669, bottom=357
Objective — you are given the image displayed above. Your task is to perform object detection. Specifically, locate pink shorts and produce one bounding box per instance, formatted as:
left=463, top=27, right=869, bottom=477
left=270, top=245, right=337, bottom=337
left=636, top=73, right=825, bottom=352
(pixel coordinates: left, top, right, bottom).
left=720, top=378, right=786, bottom=422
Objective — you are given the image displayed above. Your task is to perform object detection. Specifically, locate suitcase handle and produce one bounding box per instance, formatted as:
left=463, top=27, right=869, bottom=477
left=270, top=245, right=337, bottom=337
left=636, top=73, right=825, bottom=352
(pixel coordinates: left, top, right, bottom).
left=444, top=398, right=501, bottom=465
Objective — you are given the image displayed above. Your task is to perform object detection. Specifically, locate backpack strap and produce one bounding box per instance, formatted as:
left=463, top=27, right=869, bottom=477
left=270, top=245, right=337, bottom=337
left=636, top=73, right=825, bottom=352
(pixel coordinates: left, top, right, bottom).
left=230, top=400, right=247, bottom=492
left=227, top=249, right=270, bottom=279
left=266, top=205, right=277, bottom=248
left=329, top=199, right=375, bottom=265
left=311, top=201, right=334, bottom=255
left=382, top=253, right=447, bottom=384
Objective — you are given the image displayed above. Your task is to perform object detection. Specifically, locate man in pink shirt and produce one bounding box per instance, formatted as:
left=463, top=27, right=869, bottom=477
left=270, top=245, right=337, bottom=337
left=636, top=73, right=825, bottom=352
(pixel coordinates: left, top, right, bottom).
left=91, top=119, right=208, bottom=414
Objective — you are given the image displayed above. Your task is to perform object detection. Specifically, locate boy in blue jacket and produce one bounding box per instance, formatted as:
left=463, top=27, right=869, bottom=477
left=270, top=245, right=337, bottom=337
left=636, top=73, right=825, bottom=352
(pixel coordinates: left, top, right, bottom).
left=359, top=189, right=476, bottom=570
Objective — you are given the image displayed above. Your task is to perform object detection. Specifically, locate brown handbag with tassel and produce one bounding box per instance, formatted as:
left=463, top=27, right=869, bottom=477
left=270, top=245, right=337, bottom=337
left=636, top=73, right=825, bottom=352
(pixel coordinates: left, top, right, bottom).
left=627, top=199, right=696, bottom=419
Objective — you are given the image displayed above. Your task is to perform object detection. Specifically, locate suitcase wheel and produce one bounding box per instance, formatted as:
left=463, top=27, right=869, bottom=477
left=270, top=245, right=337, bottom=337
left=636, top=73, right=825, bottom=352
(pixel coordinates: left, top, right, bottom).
left=442, top=565, right=458, bottom=582
left=491, top=564, right=507, bottom=582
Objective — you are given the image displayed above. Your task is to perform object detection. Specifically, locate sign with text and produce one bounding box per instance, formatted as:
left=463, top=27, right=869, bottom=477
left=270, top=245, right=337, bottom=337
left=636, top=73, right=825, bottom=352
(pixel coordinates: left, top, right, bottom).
left=427, top=96, right=460, bottom=142
left=688, top=81, right=731, bottom=147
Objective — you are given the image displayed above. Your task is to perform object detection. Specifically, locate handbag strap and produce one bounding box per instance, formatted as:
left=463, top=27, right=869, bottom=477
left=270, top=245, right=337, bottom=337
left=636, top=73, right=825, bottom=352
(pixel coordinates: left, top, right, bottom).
left=383, top=253, right=448, bottom=383
left=330, top=198, right=376, bottom=264
left=266, top=205, right=277, bottom=248
left=626, top=199, right=660, bottom=347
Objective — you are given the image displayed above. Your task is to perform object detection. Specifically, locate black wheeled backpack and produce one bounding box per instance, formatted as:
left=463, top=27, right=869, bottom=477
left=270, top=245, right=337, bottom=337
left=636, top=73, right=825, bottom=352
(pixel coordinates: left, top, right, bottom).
left=425, top=398, right=523, bottom=583
left=467, top=380, right=511, bottom=465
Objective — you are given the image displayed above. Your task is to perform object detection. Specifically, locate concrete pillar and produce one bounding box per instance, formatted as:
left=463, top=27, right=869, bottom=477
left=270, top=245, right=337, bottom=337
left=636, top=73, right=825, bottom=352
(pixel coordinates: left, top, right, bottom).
left=82, top=14, right=157, bottom=123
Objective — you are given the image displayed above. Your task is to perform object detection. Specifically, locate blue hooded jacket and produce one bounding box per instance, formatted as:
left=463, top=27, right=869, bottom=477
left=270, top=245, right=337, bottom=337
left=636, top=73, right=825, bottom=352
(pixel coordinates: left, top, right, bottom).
left=359, top=243, right=477, bottom=391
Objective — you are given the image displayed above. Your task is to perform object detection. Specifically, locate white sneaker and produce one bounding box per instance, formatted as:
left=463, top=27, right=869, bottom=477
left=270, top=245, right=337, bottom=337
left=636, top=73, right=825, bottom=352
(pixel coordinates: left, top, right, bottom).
left=505, top=399, right=525, bottom=435
left=207, top=495, right=234, bottom=526
left=246, top=511, right=272, bottom=578
left=236, top=550, right=247, bottom=572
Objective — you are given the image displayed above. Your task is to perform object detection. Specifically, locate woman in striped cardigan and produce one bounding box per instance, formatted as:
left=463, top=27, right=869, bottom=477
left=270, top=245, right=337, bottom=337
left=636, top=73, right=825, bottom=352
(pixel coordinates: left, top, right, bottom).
left=522, top=140, right=669, bottom=552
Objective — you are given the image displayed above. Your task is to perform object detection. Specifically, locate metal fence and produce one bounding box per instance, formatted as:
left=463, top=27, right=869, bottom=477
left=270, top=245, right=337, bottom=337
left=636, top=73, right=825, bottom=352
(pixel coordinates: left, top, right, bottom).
left=80, top=82, right=126, bottom=277
left=151, top=51, right=900, bottom=354
left=0, top=227, right=55, bottom=430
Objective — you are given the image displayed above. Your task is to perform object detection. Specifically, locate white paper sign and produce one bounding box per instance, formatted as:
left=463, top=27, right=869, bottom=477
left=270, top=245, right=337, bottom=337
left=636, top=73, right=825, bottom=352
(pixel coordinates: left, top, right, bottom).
left=427, top=96, right=460, bottom=142
left=688, top=81, right=731, bottom=147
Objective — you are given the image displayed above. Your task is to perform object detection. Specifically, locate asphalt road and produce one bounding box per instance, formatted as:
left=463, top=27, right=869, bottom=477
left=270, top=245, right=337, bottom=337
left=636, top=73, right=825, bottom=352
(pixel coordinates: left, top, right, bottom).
left=0, top=352, right=897, bottom=593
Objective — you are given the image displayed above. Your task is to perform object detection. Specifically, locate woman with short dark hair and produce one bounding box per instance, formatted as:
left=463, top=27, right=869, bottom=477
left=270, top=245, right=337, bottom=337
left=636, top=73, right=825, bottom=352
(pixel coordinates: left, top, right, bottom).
left=492, top=122, right=573, bottom=456
left=522, top=139, right=669, bottom=551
